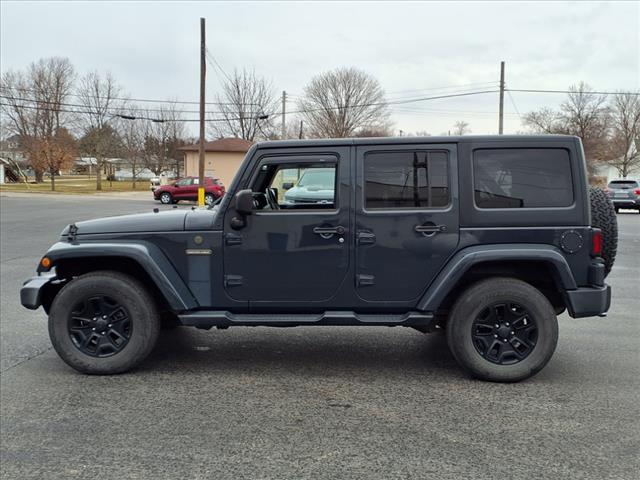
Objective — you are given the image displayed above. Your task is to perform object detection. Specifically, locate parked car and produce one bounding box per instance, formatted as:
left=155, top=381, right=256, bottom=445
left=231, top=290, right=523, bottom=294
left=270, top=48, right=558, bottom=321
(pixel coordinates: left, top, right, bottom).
left=153, top=176, right=225, bottom=205
left=149, top=177, right=161, bottom=191
left=283, top=167, right=335, bottom=205
left=605, top=179, right=640, bottom=213
left=21, top=135, right=616, bottom=382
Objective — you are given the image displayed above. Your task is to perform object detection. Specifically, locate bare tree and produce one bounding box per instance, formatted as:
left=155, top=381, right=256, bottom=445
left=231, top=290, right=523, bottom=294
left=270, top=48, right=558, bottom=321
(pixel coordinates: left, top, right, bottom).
left=139, top=104, right=187, bottom=177
left=76, top=71, right=123, bottom=190
left=298, top=67, right=390, bottom=138
left=603, top=92, right=640, bottom=178
left=452, top=121, right=471, bottom=136
left=118, top=114, right=144, bottom=188
left=0, top=57, right=75, bottom=185
left=35, top=127, right=77, bottom=190
left=208, top=69, right=277, bottom=141
left=524, top=82, right=609, bottom=174
left=523, top=107, right=561, bottom=134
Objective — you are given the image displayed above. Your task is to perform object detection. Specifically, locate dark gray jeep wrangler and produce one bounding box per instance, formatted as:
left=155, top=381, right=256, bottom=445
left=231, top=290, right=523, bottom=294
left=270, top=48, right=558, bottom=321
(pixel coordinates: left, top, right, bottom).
left=21, top=135, right=616, bottom=382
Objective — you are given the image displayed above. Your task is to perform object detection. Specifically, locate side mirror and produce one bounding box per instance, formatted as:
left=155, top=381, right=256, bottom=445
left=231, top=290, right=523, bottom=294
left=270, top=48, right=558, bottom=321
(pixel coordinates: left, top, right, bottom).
left=235, top=189, right=254, bottom=215
left=282, top=182, right=294, bottom=190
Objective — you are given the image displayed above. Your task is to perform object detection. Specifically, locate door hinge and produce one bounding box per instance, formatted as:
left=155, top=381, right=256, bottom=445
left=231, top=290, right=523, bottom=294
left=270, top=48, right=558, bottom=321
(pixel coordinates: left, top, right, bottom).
left=356, top=274, right=375, bottom=287
left=224, top=275, right=243, bottom=287
left=225, top=233, right=243, bottom=246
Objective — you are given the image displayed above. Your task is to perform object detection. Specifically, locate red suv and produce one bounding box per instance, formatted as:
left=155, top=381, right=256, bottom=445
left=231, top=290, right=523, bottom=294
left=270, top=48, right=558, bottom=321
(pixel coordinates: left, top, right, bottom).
left=153, top=177, right=225, bottom=205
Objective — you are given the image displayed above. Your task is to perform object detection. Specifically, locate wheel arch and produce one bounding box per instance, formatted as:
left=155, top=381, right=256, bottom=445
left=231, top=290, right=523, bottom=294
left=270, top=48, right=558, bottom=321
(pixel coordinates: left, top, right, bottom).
left=40, top=242, right=198, bottom=313
left=417, top=244, right=577, bottom=314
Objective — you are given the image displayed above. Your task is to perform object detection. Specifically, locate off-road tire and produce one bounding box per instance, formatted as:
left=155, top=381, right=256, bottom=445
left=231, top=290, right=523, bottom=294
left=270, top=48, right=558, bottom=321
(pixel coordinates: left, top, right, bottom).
left=446, top=277, right=558, bottom=383
left=48, top=271, right=160, bottom=374
left=589, top=186, right=618, bottom=277
left=159, top=192, right=173, bottom=204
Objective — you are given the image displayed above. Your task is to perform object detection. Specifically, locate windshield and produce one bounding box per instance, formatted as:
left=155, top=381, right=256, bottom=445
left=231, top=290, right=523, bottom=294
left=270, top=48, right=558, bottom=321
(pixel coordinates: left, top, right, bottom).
left=298, top=168, right=335, bottom=189
left=608, top=181, right=638, bottom=189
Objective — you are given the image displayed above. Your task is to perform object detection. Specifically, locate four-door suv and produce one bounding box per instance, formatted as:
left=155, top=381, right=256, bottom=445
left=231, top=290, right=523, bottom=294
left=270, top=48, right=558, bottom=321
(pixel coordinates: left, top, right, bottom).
left=21, top=135, right=616, bottom=382
left=153, top=176, right=225, bottom=205
left=606, top=178, right=640, bottom=213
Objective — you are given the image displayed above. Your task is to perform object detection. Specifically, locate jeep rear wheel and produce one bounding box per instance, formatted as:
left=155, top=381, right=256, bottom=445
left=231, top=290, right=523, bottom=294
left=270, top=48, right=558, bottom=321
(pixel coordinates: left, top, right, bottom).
left=589, top=186, right=618, bottom=277
left=446, top=277, right=558, bottom=382
left=159, top=192, right=173, bottom=204
left=48, top=271, right=160, bottom=374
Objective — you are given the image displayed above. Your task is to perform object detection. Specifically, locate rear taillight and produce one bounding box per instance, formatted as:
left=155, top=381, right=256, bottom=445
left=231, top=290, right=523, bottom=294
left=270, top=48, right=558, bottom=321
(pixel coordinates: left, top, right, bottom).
left=591, top=229, right=603, bottom=257
left=634, top=188, right=640, bottom=195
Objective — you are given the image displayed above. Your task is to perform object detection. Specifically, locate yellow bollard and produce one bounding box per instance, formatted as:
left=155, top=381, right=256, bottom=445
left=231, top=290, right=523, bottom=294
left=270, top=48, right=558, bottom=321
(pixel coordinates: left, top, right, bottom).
left=198, top=187, right=205, bottom=207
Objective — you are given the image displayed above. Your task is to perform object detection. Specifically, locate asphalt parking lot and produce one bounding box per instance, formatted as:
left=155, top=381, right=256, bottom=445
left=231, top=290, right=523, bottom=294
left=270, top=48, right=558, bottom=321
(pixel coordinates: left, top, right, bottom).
left=1, top=194, right=638, bottom=480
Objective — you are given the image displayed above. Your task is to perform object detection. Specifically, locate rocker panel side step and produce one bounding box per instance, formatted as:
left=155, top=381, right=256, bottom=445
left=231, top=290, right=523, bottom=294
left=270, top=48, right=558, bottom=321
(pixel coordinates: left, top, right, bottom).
left=178, top=310, right=434, bottom=329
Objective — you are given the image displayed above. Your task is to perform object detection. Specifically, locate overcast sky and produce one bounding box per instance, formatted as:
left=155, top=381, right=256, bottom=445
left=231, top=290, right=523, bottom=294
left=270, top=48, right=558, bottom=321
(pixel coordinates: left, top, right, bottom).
left=1, top=0, right=638, bottom=137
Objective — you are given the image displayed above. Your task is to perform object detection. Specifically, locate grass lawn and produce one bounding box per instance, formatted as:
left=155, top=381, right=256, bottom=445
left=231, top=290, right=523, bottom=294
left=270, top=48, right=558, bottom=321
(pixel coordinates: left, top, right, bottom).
left=0, top=176, right=148, bottom=194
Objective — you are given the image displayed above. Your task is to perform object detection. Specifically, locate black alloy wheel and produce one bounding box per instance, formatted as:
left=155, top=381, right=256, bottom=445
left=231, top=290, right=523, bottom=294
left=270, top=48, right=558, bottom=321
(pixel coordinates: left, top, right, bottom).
left=68, top=295, right=132, bottom=357
left=471, top=302, right=538, bottom=365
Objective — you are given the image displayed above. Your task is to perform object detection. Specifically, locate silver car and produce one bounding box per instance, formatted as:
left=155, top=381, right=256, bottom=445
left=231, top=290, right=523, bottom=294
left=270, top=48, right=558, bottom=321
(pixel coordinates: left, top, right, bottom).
left=606, top=179, right=640, bottom=213
left=283, top=168, right=335, bottom=205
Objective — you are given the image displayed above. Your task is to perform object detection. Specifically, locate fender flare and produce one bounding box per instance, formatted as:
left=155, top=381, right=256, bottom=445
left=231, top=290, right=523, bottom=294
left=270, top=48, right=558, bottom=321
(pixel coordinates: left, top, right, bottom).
left=40, top=241, right=198, bottom=311
left=416, top=244, right=577, bottom=312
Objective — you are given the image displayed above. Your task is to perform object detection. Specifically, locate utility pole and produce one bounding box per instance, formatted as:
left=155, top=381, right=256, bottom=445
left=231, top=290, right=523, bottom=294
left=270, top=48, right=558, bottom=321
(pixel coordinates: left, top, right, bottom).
left=281, top=90, right=286, bottom=139
left=298, top=120, right=304, bottom=139
left=498, top=61, right=505, bottom=135
left=198, top=17, right=206, bottom=206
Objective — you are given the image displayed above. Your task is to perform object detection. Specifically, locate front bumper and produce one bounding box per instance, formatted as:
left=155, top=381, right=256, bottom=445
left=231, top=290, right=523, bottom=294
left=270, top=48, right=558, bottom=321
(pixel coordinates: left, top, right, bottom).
left=20, top=273, right=59, bottom=310
left=565, top=284, right=611, bottom=318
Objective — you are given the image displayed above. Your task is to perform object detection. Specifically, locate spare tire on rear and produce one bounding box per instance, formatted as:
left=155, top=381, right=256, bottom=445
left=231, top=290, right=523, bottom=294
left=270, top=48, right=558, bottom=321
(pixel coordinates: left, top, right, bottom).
left=589, top=186, right=618, bottom=277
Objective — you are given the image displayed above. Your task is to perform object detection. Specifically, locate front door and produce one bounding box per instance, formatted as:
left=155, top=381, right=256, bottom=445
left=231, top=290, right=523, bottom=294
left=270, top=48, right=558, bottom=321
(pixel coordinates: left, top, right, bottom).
left=223, top=149, right=350, bottom=305
left=355, top=144, right=459, bottom=303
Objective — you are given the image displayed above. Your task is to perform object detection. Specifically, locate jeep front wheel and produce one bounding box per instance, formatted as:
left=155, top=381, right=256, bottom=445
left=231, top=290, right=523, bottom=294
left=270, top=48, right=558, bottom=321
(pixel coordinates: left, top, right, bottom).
left=446, top=277, right=558, bottom=382
left=48, top=271, right=160, bottom=374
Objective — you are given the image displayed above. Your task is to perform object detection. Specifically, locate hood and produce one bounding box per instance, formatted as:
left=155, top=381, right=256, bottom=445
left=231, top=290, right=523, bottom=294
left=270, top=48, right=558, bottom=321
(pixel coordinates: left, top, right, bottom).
left=62, top=209, right=189, bottom=236
left=284, top=186, right=334, bottom=201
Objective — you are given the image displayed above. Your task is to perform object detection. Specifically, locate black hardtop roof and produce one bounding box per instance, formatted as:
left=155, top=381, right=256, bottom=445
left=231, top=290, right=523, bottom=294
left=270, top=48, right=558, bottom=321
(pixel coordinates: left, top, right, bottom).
left=255, top=134, right=579, bottom=149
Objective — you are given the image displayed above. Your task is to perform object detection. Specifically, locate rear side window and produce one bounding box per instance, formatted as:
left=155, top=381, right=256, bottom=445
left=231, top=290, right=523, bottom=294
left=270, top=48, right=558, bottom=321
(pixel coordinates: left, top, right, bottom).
left=364, top=151, right=449, bottom=209
left=608, top=180, right=638, bottom=189
left=473, top=148, right=573, bottom=208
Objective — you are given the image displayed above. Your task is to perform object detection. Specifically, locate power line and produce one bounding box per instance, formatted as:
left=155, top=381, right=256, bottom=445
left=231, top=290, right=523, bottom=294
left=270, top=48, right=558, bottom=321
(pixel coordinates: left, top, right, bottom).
left=1, top=85, right=258, bottom=106
left=285, top=90, right=499, bottom=116
left=506, top=90, right=523, bottom=122
left=507, top=88, right=639, bottom=96
left=0, top=102, right=243, bottom=123
left=0, top=94, right=261, bottom=116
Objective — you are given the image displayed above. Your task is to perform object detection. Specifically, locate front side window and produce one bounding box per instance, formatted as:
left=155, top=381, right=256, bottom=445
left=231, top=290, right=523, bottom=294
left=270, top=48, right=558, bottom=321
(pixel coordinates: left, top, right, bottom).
left=364, top=151, right=449, bottom=209
left=473, top=148, right=573, bottom=208
left=250, top=162, right=337, bottom=211
left=175, top=178, right=192, bottom=186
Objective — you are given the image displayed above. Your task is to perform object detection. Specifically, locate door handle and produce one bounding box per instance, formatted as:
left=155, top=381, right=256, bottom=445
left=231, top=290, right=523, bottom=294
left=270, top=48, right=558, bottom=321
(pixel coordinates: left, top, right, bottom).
left=414, top=224, right=447, bottom=236
left=313, top=225, right=346, bottom=238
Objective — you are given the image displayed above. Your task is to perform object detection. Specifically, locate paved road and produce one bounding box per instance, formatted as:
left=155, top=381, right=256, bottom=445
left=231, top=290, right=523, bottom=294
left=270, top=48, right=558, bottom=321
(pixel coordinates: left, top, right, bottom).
left=1, top=195, right=638, bottom=480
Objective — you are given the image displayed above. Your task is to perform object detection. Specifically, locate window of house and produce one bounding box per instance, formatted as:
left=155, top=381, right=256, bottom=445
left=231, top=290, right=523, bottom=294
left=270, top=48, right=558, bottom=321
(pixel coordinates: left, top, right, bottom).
left=473, top=148, right=573, bottom=208
left=251, top=162, right=337, bottom=211
left=364, top=151, right=449, bottom=209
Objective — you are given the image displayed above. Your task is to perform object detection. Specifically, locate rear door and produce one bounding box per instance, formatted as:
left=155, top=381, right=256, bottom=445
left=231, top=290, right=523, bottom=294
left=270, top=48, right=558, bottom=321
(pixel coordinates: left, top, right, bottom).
left=355, top=144, right=459, bottom=302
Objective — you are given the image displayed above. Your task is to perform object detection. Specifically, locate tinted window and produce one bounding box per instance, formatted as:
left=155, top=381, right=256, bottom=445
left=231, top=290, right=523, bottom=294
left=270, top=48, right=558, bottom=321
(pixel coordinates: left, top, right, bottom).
left=364, top=151, right=449, bottom=209
left=473, top=149, right=573, bottom=208
left=608, top=180, right=638, bottom=189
